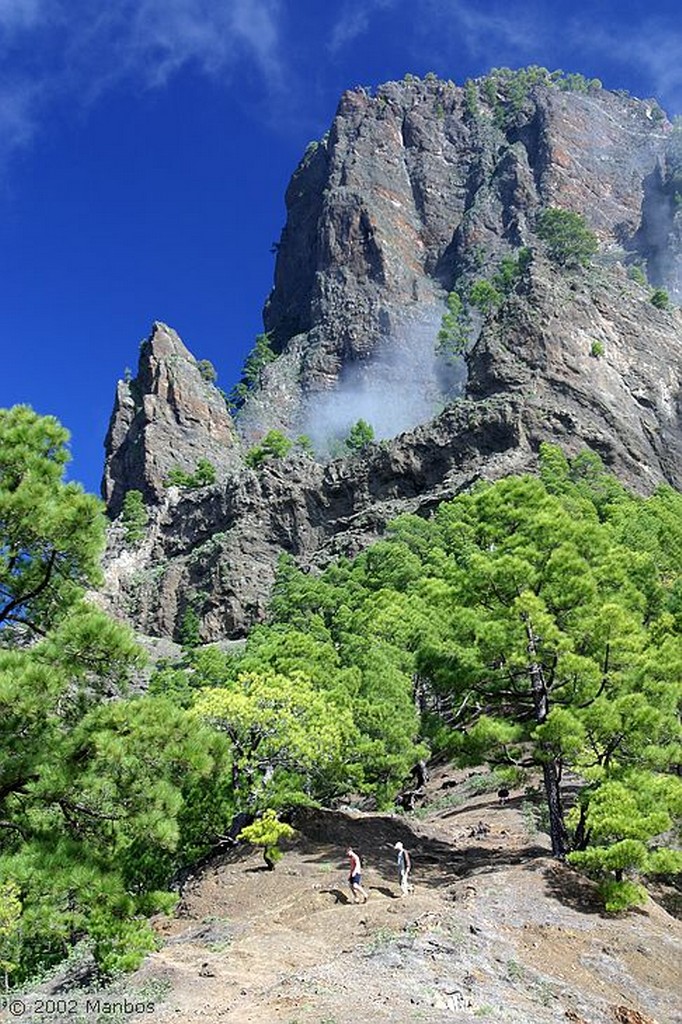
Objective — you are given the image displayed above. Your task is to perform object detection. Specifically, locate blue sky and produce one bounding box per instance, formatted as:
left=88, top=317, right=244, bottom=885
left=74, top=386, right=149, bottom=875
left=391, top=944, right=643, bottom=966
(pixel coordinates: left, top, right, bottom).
left=1, top=0, right=681, bottom=495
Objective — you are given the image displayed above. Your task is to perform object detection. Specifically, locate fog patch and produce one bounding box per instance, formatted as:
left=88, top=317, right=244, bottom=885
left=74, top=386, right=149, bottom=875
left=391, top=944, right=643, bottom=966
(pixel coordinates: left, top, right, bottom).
left=302, top=303, right=466, bottom=454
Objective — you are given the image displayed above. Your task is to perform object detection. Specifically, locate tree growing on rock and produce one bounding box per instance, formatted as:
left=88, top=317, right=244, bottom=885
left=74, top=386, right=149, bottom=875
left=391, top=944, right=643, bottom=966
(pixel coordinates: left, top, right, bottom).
left=344, top=419, right=375, bottom=453
left=436, top=290, right=470, bottom=357
left=245, top=430, right=294, bottom=469
left=536, top=207, right=598, bottom=267
left=228, top=332, right=277, bottom=412
left=119, top=489, right=148, bottom=544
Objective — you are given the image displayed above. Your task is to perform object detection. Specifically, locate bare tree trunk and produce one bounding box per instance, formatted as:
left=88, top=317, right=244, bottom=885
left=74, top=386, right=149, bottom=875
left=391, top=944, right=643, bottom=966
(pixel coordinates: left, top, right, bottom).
left=541, top=757, right=569, bottom=858
left=525, top=618, right=569, bottom=859
left=572, top=802, right=591, bottom=851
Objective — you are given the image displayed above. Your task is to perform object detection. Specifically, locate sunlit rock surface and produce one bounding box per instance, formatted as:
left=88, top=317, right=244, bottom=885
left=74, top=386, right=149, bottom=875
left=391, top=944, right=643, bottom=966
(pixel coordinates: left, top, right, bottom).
left=101, top=77, right=682, bottom=641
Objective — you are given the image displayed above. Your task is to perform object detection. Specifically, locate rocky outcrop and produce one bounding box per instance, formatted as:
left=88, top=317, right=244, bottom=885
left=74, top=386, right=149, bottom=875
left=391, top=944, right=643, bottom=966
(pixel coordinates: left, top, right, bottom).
left=100, top=75, right=682, bottom=641
left=103, top=323, right=241, bottom=515
left=100, top=397, right=527, bottom=639
left=100, top=252, right=682, bottom=642
left=252, top=77, right=673, bottom=440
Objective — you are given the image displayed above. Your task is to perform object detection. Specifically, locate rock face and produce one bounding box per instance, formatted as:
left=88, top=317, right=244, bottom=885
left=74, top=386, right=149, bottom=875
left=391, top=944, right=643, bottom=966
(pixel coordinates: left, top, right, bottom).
left=100, top=75, right=682, bottom=641
left=103, top=323, right=240, bottom=515
left=249, top=77, right=676, bottom=439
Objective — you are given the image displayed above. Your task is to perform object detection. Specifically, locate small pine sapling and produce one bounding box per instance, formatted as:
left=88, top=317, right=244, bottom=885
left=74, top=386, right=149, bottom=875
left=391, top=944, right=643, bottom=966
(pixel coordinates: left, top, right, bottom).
left=238, top=809, right=296, bottom=870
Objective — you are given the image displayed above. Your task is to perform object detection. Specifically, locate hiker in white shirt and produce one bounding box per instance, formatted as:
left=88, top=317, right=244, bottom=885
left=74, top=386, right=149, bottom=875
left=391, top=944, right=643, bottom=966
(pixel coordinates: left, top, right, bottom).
left=394, top=841, right=412, bottom=896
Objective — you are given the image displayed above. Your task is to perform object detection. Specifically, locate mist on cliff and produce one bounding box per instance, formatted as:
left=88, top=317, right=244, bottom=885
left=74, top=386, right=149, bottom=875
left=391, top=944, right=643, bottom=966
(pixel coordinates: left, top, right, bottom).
left=301, top=303, right=467, bottom=454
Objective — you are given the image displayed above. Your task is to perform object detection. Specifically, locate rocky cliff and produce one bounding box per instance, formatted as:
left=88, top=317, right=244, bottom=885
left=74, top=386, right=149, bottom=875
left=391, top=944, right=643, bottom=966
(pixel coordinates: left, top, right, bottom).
left=103, top=323, right=241, bottom=516
left=101, top=73, right=682, bottom=642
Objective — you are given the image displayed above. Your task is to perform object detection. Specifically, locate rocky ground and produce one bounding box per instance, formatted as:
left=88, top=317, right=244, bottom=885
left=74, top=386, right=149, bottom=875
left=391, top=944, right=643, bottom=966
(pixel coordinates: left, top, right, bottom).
left=83, top=766, right=681, bottom=1024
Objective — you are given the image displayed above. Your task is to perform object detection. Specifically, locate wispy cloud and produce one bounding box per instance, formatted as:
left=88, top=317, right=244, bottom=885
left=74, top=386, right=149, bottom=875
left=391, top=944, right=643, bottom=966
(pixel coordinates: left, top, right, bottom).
left=326, top=0, right=681, bottom=119
left=328, top=0, right=548, bottom=66
left=329, top=0, right=397, bottom=54
left=423, top=0, right=545, bottom=64
left=96, top=0, right=285, bottom=88
left=0, top=0, right=50, bottom=34
left=571, top=18, right=682, bottom=114
left=0, top=80, right=39, bottom=152
left=0, top=0, right=285, bottom=166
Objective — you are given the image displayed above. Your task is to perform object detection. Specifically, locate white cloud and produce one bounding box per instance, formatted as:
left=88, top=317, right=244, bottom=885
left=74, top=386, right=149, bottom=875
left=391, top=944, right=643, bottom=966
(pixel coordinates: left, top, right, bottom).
left=328, top=0, right=545, bottom=62
left=436, top=1, right=543, bottom=61
left=572, top=19, right=682, bottom=115
left=329, top=0, right=397, bottom=54
left=0, top=0, right=285, bottom=165
left=0, top=80, right=39, bottom=152
left=0, top=0, right=50, bottom=33
left=230, top=0, right=283, bottom=79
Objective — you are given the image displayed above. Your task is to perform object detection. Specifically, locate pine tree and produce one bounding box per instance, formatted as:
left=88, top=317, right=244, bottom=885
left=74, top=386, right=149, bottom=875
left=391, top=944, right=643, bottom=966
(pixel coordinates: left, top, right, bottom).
left=0, top=407, right=235, bottom=982
left=536, top=208, right=598, bottom=267
left=0, top=405, right=105, bottom=637
left=237, top=809, right=296, bottom=870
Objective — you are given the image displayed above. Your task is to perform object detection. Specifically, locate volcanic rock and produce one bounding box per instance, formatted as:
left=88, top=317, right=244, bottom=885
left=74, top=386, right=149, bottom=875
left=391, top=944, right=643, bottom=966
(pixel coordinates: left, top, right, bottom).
left=103, top=323, right=240, bottom=515
left=100, top=75, right=682, bottom=641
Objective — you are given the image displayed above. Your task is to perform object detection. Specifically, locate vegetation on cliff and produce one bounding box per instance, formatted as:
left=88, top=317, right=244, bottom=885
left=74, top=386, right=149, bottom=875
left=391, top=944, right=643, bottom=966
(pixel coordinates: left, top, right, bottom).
left=227, top=331, right=277, bottom=414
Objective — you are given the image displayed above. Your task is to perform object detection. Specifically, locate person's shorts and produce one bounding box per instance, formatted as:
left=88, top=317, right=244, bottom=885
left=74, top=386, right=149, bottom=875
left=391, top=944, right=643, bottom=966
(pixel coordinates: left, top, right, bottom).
left=350, top=873, right=362, bottom=886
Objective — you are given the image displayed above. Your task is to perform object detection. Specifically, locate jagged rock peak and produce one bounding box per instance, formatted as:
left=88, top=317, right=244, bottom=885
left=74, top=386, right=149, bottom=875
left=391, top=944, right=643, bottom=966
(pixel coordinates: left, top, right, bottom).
left=100, top=73, right=682, bottom=643
left=102, top=322, right=240, bottom=516
left=251, top=73, right=676, bottom=442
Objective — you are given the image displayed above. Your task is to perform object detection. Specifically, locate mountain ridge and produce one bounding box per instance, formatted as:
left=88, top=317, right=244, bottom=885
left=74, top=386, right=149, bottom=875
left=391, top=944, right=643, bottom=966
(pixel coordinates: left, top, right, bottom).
left=100, top=71, right=682, bottom=642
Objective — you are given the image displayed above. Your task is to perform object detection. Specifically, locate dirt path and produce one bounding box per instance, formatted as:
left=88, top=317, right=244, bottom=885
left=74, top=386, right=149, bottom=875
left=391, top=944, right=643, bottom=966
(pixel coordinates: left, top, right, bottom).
left=121, top=769, right=681, bottom=1024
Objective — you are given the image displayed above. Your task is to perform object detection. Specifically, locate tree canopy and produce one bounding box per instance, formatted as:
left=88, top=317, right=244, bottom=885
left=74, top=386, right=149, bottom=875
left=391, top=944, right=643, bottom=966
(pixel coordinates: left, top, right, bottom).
left=213, top=444, right=682, bottom=908
left=4, top=402, right=681, bottom=988
left=0, top=406, right=105, bottom=638
left=0, top=408, right=234, bottom=984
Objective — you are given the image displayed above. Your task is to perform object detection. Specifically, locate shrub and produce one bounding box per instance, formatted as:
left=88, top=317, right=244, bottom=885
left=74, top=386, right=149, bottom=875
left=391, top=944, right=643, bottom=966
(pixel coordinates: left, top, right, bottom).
left=120, top=489, right=148, bottom=544
left=196, top=359, right=217, bottom=384
left=0, top=880, right=21, bottom=991
left=436, top=291, right=470, bottom=357
left=245, top=430, right=293, bottom=469
left=344, top=419, right=375, bottom=453
left=590, top=341, right=604, bottom=358
left=469, top=279, right=502, bottom=314
left=463, top=79, right=479, bottom=119
left=295, top=435, right=315, bottom=457
left=165, top=459, right=217, bottom=489
left=599, top=879, right=647, bottom=913
left=228, top=333, right=277, bottom=412
left=536, top=207, right=598, bottom=267
left=166, top=467, right=194, bottom=488
left=178, top=606, right=201, bottom=648
left=493, top=248, right=532, bottom=294
left=238, top=809, right=296, bottom=870
left=650, top=288, right=670, bottom=310
left=193, top=458, right=217, bottom=487
left=473, top=67, right=602, bottom=130
left=627, top=264, right=647, bottom=285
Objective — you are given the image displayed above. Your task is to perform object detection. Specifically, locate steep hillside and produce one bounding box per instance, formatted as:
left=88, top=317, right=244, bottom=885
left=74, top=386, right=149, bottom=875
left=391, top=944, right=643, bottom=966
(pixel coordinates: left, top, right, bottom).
left=100, top=72, right=682, bottom=642
left=43, top=768, right=681, bottom=1024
